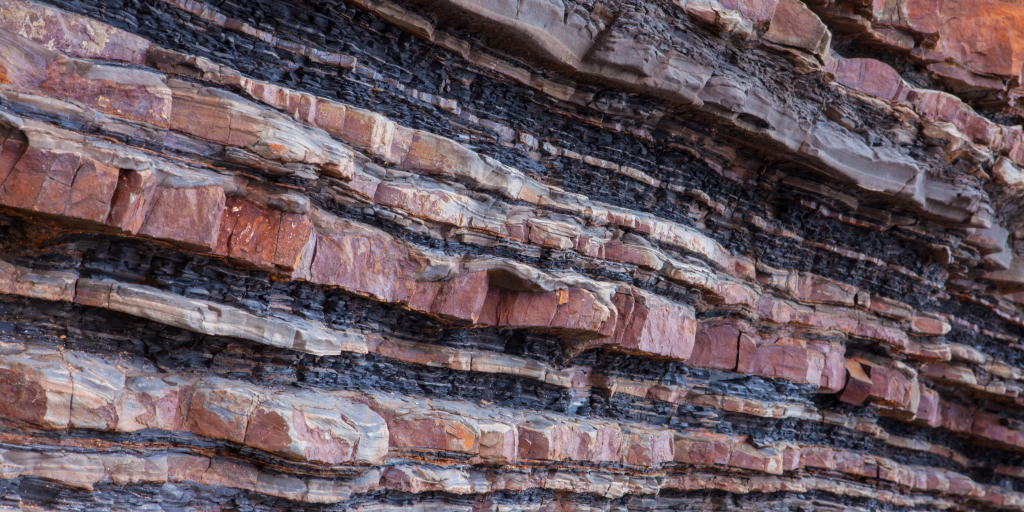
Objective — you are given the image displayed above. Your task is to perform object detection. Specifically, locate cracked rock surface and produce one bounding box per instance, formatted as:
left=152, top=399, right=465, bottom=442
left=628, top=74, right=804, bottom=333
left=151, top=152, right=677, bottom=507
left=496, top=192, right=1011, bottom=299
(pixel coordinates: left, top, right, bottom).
left=1, top=0, right=1024, bottom=510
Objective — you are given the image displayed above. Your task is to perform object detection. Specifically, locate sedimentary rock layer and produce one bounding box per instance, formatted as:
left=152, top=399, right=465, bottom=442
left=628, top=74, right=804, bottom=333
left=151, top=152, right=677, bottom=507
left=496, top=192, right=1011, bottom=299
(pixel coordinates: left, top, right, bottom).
left=0, top=0, right=1023, bottom=509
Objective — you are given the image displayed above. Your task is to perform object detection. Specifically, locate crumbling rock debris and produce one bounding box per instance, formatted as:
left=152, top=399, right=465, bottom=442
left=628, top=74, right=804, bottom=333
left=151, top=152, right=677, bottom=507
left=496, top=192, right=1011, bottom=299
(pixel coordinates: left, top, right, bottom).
left=0, top=0, right=1023, bottom=510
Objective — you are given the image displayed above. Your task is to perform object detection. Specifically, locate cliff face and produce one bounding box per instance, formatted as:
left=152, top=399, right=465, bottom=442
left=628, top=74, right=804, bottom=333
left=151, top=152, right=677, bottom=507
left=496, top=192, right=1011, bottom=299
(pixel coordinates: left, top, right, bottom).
left=0, top=0, right=1023, bottom=510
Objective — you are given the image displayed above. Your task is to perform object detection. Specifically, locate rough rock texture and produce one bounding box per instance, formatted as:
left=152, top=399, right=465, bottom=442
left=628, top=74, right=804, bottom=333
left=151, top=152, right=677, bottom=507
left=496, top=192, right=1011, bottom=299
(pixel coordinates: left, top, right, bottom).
left=0, top=0, right=1024, bottom=510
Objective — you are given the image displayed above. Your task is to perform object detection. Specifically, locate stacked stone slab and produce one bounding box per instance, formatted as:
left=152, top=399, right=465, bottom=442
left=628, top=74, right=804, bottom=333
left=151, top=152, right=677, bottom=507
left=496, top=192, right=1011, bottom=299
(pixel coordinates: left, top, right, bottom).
left=1, top=0, right=1024, bottom=510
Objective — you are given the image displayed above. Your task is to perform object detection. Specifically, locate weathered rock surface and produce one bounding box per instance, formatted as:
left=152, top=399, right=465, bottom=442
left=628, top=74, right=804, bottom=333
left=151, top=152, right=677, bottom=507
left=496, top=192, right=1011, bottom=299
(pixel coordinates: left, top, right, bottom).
left=1, top=0, right=1024, bottom=510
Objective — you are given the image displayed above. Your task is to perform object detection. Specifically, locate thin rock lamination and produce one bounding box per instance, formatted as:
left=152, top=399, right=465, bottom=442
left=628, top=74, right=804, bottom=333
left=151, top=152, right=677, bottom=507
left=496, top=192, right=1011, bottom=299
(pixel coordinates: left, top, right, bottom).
left=0, top=0, right=1023, bottom=510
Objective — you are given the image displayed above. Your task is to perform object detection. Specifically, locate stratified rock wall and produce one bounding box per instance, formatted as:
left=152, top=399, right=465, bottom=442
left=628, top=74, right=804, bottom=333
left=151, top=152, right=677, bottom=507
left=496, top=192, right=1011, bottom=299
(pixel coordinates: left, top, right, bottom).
left=0, top=0, right=1023, bottom=510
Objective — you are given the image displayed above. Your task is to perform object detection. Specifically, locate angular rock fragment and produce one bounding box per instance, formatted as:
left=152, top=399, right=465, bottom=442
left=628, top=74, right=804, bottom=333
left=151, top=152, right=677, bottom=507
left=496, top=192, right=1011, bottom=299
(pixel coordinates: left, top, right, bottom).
left=764, top=0, right=831, bottom=63
left=691, top=321, right=740, bottom=370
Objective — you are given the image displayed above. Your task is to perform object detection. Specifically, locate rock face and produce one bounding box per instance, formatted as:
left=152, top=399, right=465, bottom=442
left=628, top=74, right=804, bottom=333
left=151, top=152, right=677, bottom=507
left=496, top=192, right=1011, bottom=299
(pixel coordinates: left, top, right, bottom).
left=0, top=0, right=1023, bottom=510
